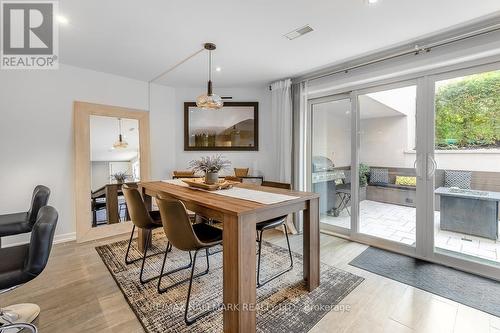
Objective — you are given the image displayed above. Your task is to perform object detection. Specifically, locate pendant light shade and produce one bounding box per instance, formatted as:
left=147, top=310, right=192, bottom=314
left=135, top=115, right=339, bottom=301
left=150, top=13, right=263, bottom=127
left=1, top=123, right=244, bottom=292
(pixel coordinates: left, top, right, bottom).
left=113, top=118, right=128, bottom=149
left=196, top=43, right=223, bottom=110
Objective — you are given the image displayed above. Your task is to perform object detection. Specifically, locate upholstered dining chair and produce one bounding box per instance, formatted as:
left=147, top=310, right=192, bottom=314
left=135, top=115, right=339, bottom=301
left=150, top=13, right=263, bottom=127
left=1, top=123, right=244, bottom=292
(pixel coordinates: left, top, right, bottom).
left=0, top=185, right=50, bottom=246
left=256, top=181, right=294, bottom=288
left=0, top=206, right=58, bottom=333
left=156, top=196, right=223, bottom=326
left=122, top=184, right=167, bottom=284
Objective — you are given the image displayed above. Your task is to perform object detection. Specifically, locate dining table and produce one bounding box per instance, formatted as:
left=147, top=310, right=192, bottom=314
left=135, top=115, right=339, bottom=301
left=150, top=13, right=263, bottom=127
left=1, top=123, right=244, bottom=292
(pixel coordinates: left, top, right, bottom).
left=137, top=180, right=320, bottom=333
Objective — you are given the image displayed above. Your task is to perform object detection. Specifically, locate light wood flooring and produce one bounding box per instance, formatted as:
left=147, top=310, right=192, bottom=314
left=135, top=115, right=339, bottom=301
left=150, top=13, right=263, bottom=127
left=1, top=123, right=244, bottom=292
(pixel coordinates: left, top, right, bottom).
left=2, top=231, right=499, bottom=332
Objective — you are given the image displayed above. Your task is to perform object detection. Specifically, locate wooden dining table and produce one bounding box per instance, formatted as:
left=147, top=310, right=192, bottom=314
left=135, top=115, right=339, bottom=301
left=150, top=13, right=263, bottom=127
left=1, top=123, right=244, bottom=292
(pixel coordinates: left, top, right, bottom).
left=138, top=181, right=320, bottom=333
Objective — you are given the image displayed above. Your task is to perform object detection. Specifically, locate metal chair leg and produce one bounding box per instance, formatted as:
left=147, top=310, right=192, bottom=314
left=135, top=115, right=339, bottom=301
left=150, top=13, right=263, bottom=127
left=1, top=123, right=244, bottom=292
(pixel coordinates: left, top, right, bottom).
left=256, top=225, right=294, bottom=288
left=125, top=225, right=165, bottom=265
left=256, top=230, right=263, bottom=285
left=157, top=245, right=194, bottom=294
left=184, top=249, right=217, bottom=326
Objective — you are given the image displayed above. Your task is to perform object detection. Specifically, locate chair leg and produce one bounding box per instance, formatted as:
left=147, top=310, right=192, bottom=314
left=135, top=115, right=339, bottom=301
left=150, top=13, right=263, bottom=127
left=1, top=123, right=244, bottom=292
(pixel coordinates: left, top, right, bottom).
left=256, top=225, right=294, bottom=288
left=157, top=246, right=194, bottom=294
left=184, top=249, right=217, bottom=326
left=139, top=229, right=153, bottom=283
left=125, top=225, right=165, bottom=265
left=124, top=225, right=136, bottom=264
left=256, top=230, right=263, bottom=286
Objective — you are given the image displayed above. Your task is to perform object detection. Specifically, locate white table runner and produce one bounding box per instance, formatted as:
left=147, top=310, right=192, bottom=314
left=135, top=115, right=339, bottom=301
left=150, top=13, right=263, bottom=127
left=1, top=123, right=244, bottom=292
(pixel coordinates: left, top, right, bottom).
left=162, top=179, right=299, bottom=205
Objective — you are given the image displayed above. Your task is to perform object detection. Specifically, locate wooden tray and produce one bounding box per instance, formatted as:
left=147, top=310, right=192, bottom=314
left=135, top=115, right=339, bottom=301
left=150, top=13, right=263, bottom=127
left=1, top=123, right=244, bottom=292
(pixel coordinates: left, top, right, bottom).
left=181, top=178, right=236, bottom=191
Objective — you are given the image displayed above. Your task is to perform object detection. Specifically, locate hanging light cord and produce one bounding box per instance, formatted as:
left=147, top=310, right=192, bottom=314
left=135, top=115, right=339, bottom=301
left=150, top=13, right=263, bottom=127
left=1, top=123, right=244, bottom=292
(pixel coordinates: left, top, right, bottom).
left=208, top=49, right=212, bottom=82
left=118, top=118, right=123, bottom=141
left=147, top=47, right=206, bottom=111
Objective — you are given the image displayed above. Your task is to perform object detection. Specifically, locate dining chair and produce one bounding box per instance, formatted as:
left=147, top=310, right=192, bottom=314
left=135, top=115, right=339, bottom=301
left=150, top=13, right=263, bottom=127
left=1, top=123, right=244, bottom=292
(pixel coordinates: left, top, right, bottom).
left=0, top=206, right=58, bottom=333
left=122, top=184, right=167, bottom=284
left=156, top=196, right=223, bottom=326
left=0, top=185, right=50, bottom=246
left=256, top=181, right=294, bottom=288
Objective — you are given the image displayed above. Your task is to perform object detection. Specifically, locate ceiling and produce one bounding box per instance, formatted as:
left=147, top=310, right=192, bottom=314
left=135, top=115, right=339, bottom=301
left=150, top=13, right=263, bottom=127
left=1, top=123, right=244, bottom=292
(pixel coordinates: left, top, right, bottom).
left=90, top=116, right=139, bottom=162
left=58, top=0, right=500, bottom=87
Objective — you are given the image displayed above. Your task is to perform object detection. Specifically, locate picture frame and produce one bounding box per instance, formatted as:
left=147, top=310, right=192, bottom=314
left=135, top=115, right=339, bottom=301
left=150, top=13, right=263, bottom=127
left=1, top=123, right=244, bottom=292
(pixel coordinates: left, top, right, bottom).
left=184, top=101, right=259, bottom=151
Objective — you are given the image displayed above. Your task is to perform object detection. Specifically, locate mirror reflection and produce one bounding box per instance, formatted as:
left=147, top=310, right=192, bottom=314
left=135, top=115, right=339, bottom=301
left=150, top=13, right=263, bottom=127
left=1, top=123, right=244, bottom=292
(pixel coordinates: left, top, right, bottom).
left=90, top=115, right=140, bottom=227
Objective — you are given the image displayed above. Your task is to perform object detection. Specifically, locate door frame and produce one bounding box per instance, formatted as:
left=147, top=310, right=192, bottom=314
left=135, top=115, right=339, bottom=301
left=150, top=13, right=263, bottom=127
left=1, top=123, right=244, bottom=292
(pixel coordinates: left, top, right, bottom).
left=74, top=101, right=151, bottom=243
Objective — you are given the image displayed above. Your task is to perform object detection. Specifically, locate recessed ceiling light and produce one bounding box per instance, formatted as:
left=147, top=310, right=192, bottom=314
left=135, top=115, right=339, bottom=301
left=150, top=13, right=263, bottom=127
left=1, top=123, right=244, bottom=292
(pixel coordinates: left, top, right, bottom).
left=366, top=0, right=379, bottom=4
left=215, top=67, right=222, bottom=72
left=56, top=15, right=69, bottom=25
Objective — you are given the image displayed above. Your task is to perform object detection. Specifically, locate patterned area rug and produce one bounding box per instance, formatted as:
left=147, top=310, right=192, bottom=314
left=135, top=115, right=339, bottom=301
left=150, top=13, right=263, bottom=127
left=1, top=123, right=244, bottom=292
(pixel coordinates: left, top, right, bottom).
left=96, top=233, right=364, bottom=333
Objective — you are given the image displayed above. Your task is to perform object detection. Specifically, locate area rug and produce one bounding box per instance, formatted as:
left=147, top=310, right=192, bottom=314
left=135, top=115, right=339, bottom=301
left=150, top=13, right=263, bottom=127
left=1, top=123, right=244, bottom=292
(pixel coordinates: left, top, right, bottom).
left=96, top=233, right=364, bottom=333
left=349, top=246, right=500, bottom=317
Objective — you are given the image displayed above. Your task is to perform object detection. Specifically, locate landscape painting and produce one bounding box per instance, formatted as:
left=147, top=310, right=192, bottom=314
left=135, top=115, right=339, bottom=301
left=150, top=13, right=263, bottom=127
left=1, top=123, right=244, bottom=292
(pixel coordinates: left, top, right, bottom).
left=184, top=102, right=258, bottom=151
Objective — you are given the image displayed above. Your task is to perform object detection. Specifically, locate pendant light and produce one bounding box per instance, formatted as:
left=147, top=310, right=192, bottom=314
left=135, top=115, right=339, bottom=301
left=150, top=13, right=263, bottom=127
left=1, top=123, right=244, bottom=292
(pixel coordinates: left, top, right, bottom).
left=196, top=43, right=223, bottom=110
left=113, top=118, right=128, bottom=149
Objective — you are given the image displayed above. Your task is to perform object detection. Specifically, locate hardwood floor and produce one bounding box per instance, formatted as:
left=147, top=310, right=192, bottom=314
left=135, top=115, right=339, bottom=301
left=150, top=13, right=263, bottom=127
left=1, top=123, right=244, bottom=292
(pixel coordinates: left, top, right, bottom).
left=2, top=231, right=499, bottom=332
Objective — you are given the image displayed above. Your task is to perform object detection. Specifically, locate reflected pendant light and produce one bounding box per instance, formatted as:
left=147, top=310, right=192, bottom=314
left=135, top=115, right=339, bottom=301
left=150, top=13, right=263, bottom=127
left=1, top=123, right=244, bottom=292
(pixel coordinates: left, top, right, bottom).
left=196, top=43, right=223, bottom=110
left=113, top=118, right=128, bottom=149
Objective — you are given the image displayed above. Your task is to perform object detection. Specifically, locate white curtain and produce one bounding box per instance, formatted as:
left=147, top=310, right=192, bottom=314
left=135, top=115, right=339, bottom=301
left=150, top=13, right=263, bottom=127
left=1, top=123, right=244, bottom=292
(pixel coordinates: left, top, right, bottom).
left=271, top=79, right=292, bottom=183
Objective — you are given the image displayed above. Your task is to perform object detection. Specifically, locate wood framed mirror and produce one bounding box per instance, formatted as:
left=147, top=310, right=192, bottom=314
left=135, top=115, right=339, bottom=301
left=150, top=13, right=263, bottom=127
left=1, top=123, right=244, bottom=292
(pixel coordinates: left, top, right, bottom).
left=74, top=101, right=151, bottom=242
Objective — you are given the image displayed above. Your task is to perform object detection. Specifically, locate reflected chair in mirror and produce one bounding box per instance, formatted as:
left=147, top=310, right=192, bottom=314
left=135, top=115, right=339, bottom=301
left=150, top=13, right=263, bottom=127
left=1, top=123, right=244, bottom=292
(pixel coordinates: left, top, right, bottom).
left=91, top=198, right=107, bottom=227
left=0, top=185, right=50, bottom=248
left=256, top=181, right=294, bottom=288
left=0, top=206, right=58, bottom=333
left=122, top=184, right=166, bottom=284
left=156, top=196, right=223, bottom=326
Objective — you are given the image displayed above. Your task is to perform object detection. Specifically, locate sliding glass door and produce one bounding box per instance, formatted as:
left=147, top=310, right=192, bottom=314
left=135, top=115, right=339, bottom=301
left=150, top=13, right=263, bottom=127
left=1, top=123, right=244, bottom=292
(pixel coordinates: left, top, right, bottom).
left=310, top=96, right=352, bottom=233
left=356, top=84, right=419, bottom=247
left=307, top=62, right=500, bottom=280
left=430, top=66, right=500, bottom=268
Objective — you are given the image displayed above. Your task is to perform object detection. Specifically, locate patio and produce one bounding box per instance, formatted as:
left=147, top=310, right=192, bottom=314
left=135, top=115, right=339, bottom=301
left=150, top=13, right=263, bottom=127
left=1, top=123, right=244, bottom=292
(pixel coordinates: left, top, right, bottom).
left=321, top=200, right=500, bottom=264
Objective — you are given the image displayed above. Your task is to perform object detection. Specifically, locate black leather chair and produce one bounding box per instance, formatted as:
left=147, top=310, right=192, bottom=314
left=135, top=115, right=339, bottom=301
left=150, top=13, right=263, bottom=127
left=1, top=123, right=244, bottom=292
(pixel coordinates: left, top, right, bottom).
left=0, top=185, right=51, bottom=246
left=0, top=206, right=58, bottom=333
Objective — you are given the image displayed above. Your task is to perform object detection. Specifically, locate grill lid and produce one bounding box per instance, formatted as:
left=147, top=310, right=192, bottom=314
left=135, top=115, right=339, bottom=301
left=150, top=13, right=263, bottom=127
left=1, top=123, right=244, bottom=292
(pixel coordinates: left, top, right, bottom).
left=312, top=156, right=335, bottom=172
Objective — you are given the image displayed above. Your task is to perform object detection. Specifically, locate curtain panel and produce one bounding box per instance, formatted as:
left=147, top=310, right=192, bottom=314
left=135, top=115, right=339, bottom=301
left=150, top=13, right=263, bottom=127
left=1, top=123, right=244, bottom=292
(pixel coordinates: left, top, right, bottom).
left=271, top=79, right=293, bottom=183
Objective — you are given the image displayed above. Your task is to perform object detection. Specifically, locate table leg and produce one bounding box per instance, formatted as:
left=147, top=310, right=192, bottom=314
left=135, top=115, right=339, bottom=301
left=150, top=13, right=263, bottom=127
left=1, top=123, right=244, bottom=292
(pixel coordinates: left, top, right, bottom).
left=106, top=186, right=119, bottom=224
left=223, top=213, right=256, bottom=333
left=303, top=197, right=320, bottom=291
left=137, top=187, right=153, bottom=253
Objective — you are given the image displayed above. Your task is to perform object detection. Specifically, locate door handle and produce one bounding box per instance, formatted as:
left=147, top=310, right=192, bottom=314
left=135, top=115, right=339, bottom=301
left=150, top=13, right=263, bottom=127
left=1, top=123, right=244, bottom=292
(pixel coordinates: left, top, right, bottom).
left=414, top=153, right=423, bottom=179
left=427, top=154, right=437, bottom=180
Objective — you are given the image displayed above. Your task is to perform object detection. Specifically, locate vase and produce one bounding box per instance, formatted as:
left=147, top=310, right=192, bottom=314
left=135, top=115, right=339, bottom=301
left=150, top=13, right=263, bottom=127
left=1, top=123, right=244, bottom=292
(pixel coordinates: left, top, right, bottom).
left=205, top=172, right=219, bottom=185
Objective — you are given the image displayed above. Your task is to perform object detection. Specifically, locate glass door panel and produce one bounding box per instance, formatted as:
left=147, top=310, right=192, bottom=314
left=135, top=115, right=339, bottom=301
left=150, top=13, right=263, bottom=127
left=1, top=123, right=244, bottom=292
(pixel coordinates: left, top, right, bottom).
left=311, top=97, right=352, bottom=230
left=433, top=69, right=500, bottom=265
left=357, top=85, right=418, bottom=246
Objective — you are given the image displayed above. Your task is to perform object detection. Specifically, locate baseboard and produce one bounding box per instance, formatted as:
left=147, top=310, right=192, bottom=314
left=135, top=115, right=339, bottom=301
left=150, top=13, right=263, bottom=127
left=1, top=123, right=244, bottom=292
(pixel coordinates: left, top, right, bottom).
left=53, top=232, right=77, bottom=244
left=1, top=232, right=76, bottom=248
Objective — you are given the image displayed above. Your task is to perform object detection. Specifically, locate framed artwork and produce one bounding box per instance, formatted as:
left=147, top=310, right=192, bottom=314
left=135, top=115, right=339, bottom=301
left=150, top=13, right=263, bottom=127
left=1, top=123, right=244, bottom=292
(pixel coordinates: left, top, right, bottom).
left=184, top=101, right=259, bottom=151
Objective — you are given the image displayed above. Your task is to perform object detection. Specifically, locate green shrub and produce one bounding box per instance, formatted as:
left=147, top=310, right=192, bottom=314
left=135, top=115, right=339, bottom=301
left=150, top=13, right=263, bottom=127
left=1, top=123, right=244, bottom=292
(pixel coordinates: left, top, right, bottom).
left=435, top=71, right=500, bottom=149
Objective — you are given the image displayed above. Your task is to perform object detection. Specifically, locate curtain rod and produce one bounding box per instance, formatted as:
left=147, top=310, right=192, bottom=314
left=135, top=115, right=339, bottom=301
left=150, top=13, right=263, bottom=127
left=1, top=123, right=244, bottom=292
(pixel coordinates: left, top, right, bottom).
left=297, top=21, right=500, bottom=84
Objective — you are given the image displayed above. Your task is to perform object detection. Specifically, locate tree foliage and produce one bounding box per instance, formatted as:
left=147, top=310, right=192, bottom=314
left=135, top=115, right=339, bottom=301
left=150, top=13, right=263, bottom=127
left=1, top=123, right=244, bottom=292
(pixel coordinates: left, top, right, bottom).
left=435, top=71, right=500, bottom=149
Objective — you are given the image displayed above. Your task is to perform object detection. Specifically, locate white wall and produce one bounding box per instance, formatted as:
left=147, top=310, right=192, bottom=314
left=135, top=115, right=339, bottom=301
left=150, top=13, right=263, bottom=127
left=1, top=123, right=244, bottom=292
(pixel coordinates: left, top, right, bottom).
left=312, top=101, right=351, bottom=167
left=172, top=87, right=274, bottom=179
left=91, top=161, right=110, bottom=190
left=0, top=65, right=274, bottom=246
left=360, top=116, right=409, bottom=167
